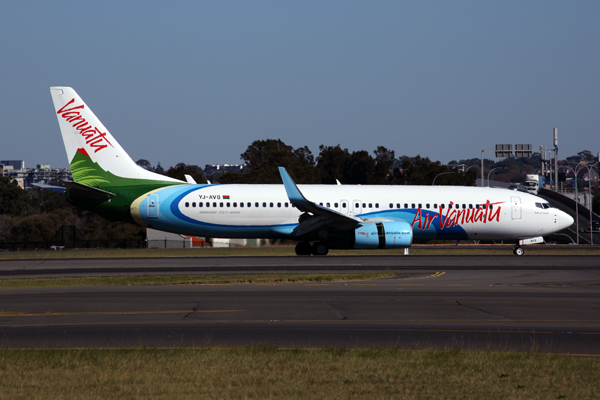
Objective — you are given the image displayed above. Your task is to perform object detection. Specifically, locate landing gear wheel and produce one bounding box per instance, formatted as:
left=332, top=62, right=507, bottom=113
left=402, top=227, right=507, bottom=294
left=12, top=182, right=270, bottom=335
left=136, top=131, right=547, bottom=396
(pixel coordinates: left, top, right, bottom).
left=513, top=246, right=524, bottom=256
left=295, top=241, right=312, bottom=256
left=311, top=242, right=329, bottom=256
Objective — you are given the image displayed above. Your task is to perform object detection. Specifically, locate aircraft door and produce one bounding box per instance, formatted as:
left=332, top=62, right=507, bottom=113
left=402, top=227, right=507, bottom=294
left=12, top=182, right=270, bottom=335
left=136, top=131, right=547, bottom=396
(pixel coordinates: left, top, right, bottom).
left=510, top=196, right=521, bottom=220
left=147, top=194, right=159, bottom=219
left=352, top=199, right=362, bottom=215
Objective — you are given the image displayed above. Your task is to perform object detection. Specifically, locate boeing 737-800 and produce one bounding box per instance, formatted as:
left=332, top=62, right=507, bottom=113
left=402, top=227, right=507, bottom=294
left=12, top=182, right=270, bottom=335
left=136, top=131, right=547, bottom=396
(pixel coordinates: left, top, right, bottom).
left=47, top=87, right=573, bottom=255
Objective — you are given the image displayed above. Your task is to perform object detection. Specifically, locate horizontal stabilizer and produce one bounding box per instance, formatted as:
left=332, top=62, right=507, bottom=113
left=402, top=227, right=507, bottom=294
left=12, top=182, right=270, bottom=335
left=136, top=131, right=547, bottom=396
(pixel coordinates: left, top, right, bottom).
left=32, top=183, right=67, bottom=194
left=64, top=181, right=116, bottom=200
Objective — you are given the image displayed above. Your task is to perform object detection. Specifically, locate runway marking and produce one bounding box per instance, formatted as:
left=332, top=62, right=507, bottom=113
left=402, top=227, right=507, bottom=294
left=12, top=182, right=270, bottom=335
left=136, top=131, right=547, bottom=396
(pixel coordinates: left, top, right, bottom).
left=0, top=310, right=243, bottom=317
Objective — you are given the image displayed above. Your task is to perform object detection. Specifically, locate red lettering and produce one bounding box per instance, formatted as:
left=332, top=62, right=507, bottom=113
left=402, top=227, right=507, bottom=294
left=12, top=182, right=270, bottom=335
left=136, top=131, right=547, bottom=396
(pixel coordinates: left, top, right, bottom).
left=411, top=208, right=423, bottom=229
left=56, top=98, right=84, bottom=114
left=57, top=99, right=113, bottom=153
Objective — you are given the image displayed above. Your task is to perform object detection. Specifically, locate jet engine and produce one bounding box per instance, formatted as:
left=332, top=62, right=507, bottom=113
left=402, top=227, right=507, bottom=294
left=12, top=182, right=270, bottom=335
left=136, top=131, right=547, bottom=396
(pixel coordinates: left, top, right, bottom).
left=353, top=221, right=412, bottom=249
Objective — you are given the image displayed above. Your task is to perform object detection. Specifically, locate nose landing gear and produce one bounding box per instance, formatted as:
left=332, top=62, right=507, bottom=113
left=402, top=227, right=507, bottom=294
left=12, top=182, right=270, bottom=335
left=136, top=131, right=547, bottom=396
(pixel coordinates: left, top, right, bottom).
left=513, top=245, right=524, bottom=256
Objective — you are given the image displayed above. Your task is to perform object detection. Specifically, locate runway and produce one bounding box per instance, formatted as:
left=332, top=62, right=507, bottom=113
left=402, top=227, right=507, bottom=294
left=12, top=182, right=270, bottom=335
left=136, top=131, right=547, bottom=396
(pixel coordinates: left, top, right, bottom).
left=1, top=255, right=599, bottom=353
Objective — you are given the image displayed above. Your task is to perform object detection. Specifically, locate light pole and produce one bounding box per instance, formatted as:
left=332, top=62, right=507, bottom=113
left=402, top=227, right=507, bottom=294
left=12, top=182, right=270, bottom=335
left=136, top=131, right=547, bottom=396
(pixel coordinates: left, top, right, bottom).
left=432, top=171, right=456, bottom=186
left=562, top=165, right=580, bottom=244
left=580, top=163, right=598, bottom=245
left=487, top=167, right=506, bottom=187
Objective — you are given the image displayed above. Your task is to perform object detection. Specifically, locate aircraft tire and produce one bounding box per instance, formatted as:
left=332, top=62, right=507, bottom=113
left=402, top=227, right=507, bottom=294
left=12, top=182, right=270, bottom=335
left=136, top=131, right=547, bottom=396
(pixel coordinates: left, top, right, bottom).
left=295, top=241, right=312, bottom=256
left=311, top=242, right=329, bottom=256
left=513, top=246, right=524, bottom=256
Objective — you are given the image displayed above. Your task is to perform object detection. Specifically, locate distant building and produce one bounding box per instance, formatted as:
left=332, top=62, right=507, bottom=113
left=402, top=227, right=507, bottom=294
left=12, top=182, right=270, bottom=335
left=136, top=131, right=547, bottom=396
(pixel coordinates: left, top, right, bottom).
left=204, top=163, right=247, bottom=183
left=0, top=159, right=72, bottom=189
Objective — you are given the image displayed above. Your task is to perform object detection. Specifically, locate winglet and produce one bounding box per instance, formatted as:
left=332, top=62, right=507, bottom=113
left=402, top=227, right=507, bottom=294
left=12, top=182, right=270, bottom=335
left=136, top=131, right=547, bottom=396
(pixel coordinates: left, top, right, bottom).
left=278, top=167, right=311, bottom=207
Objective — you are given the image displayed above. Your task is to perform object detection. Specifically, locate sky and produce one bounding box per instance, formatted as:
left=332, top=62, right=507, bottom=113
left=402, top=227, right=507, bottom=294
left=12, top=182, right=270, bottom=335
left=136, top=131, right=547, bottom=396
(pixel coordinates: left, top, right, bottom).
left=1, top=1, right=599, bottom=170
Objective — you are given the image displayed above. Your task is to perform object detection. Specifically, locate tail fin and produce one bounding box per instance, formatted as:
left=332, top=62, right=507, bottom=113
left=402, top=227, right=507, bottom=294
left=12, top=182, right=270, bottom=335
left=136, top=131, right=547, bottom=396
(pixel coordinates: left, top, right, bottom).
left=50, top=87, right=182, bottom=189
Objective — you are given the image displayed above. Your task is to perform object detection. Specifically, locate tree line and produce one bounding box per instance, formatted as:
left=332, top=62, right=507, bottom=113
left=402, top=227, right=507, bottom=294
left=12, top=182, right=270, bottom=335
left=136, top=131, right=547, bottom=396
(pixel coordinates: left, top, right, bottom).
left=140, top=139, right=476, bottom=186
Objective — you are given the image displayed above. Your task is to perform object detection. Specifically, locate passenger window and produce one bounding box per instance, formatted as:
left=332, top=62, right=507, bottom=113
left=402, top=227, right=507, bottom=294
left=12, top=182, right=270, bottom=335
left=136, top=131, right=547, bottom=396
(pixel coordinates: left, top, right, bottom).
left=248, top=202, right=251, bottom=207
left=220, top=202, right=223, bottom=207
left=206, top=202, right=210, bottom=208
left=368, top=203, right=372, bottom=208
left=469, top=204, right=473, bottom=209
left=355, top=203, right=359, bottom=208
left=320, top=202, right=324, bottom=206
left=375, top=203, right=379, bottom=208
left=233, top=202, right=237, bottom=207
left=226, top=202, right=230, bottom=207
left=277, top=202, right=281, bottom=208
left=263, top=202, right=267, bottom=207
left=389, top=203, right=393, bottom=208
left=191, top=202, right=195, bottom=207
left=434, top=203, right=438, bottom=208
left=363, top=203, right=366, bottom=208
left=326, top=202, right=330, bottom=208
left=270, top=202, right=274, bottom=207
left=199, top=202, right=203, bottom=207
left=418, top=204, right=422, bottom=209
left=489, top=205, right=493, bottom=210
left=335, top=203, right=339, bottom=208
left=185, top=202, right=189, bottom=208
left=342, top=203, right=346, bottom=208
left=254, top=202, right=258, bottom=207
left=213, top=202, right=217, bottom=207
left=462, top=204, right=466, bottom=209
left=239, top=202, right=243, bottom=207
left=411, top=203, right=415, bottom=209
left=440, top=204, right=445, bottom=209
left=285, top=203, right=289, bottom=207
left=396, top=204, right=400, bottom=209
left=404, top=203, right=408, bottom=209
left=426, top=203, right=430, bottom=209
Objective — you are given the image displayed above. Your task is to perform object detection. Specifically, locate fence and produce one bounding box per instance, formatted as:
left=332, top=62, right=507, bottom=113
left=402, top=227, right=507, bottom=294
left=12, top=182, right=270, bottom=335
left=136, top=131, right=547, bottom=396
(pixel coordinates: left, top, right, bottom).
left=0, top=239, right=146, bottom=252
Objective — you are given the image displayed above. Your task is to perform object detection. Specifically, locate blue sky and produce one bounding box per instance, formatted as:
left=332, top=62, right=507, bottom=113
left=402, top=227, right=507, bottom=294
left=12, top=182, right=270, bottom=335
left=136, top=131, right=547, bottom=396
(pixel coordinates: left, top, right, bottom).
left=1, top=1, right=599, bottom=169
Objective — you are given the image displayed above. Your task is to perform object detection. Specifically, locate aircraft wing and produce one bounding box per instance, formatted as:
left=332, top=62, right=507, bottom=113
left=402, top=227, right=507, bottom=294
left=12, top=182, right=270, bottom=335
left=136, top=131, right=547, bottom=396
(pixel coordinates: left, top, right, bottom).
left=278, top=167, right=364, bottom=236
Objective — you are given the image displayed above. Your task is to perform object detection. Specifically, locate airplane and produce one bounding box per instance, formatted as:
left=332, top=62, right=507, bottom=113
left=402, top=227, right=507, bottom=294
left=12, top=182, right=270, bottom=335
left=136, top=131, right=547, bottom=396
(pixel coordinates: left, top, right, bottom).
left=47, top=87, right=574, bottom=256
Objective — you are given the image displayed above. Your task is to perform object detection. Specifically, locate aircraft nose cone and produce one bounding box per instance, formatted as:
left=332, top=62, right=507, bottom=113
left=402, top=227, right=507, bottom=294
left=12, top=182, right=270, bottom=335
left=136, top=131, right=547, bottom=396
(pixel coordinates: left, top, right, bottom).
left=560, top=211, right=574, bottom=230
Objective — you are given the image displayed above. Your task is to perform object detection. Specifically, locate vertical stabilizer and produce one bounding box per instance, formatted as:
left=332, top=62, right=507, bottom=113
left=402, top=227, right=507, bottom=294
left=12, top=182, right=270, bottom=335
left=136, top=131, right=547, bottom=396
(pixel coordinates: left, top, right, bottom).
left=50, top=87, right=182, bottom=189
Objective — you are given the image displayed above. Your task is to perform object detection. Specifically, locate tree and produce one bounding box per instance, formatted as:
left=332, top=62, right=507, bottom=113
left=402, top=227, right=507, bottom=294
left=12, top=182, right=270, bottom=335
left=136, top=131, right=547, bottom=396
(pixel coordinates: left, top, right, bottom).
left=315, top=145, right=352, bottom=184
left=398, top=156, right=476, bottom=186
left=0, top=177, right=32, bottom=216
left=135, top=159, right=153, bottom=171
left=164, top=163, right=207, bottom=184
left=221, top=139, right=319, bottom=184
left=372, top=146, right=395, bottom=184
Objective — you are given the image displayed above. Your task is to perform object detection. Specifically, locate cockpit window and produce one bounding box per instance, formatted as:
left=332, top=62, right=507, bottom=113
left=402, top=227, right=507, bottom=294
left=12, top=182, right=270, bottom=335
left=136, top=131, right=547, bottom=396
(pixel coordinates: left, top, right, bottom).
left=536, top=203, right=543, bottom=209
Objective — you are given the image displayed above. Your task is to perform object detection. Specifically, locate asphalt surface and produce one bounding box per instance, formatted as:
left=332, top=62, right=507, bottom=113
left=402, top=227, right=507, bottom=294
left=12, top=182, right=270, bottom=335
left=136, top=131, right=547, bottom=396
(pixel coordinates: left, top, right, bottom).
left=1, top=255, right=600, bottom=354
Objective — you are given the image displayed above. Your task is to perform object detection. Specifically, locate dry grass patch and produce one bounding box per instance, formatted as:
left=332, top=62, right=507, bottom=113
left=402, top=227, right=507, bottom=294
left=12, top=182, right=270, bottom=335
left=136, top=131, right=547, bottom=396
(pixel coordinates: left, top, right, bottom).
left=0, top=272, right=396, bottom=289
left=0, top=348, right=598, bottom=399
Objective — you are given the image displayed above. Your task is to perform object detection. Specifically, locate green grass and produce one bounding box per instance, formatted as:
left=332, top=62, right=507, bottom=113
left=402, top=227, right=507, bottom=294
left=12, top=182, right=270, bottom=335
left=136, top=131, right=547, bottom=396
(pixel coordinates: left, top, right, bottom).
left=1, top=245, right=600, bottom=259
left=0, top=347, right=598, bottom=399
left=0, top=272, right=396, bottom=289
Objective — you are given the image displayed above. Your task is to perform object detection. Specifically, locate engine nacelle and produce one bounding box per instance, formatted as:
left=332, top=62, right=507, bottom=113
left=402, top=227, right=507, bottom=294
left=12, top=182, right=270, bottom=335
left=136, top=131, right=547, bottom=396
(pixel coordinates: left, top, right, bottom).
left=353, top=221, right=413, bottom=249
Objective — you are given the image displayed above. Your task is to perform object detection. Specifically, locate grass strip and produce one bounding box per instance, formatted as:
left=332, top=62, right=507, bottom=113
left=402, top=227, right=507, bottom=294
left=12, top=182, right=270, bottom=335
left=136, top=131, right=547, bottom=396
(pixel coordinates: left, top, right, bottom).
left=0, top=272, right=396, bottom=289
left=0, top=347, right=598, bottom=399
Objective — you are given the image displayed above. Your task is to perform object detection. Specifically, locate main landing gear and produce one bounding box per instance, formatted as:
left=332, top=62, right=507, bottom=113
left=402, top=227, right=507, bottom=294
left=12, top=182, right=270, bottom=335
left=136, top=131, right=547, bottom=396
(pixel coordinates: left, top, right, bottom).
left=513, top=245, right=524, bottom=256
left=295, top=241, right=329, bottom=256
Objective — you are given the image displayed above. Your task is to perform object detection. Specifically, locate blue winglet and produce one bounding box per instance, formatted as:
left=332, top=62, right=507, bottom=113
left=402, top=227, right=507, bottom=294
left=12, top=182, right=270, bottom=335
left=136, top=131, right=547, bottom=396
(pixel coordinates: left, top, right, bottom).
left=278, top=167, right=310, bottom=206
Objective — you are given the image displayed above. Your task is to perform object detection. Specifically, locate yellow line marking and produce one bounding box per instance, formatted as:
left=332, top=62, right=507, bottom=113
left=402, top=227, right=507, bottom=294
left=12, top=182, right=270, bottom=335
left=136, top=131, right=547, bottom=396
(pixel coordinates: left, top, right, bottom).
left=0, top=310, right=243, bottom=317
